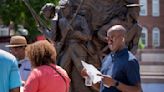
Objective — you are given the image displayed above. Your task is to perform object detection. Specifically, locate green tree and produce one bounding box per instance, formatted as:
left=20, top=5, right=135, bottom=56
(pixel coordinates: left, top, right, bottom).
left=0, top=0, right=59, bottom=40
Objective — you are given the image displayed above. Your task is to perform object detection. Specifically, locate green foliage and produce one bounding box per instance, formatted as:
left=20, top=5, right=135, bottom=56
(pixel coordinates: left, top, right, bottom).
left=138, top=38, right=145, bottom=49
left=0, top=0, right=59, bottom=40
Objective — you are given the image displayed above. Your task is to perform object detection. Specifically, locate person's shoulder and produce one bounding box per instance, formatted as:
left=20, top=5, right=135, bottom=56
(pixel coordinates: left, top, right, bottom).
left=55, top=65, right=69, bottom=76
left=101, top=53, right=113, bottom=71
left=21, top=58, right=31, bottom=64
left=21, top=58, right=31, bottom=69
left=0, top=49, right=17, bottom=63
left=102, top=53, right=112, bottom=63
left=128, top=51, right=137, bottom=61
left=29, top=68, right=41, bottom=78
left=56, top=65, right=66, bottom=72
left=126, top=51, right=139, bottom=66
left=0, top=49, right=15, bottom=59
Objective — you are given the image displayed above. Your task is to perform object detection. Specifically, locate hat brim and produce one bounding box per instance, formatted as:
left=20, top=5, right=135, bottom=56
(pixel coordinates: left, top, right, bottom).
left=5, top=44, right=27, bottom=48
left=126, top=4, right=143, bottom=7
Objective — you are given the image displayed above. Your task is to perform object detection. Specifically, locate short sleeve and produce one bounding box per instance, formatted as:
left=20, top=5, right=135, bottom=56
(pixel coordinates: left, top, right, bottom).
left=24, top=70, right=39, bottom=92
left=126, top=59, right=141, bottom=85
left=9, top=59, right=22, bottom=89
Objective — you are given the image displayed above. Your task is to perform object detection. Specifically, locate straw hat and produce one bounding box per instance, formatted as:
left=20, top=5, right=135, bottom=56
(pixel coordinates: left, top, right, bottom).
left=6, top=36, right=27, bottom=48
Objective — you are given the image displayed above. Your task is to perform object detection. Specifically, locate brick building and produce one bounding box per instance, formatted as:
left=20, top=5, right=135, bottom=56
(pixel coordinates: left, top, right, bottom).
left=138, top=0, right=164, bottom=90
left=138, top=0, right=164, bottom=62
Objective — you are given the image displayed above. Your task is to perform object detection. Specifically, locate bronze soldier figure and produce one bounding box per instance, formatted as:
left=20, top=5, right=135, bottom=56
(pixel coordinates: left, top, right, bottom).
left=56, top=1, right=98, bottom=92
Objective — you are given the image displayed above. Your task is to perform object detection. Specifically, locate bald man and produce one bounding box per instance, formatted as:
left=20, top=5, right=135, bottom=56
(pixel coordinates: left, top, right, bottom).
left=81, top=25, right=142, bottom=92
left=99, top=25, right=142, bottom=92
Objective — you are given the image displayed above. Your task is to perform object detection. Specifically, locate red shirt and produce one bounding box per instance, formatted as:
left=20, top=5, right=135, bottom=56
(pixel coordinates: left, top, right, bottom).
left=24, top=64, right=70, bottom=92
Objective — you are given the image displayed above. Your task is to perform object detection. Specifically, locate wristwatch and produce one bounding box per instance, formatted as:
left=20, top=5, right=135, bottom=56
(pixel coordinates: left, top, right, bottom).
left=114, top=81, right=119, bottom=87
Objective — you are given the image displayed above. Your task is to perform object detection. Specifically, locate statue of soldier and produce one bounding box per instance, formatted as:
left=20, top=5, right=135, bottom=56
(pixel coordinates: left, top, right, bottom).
left=57, top=1, right=99, bottom=92
left=40, top=3, right=62, bottom=47
left=125, top=3, right=142, bottom=54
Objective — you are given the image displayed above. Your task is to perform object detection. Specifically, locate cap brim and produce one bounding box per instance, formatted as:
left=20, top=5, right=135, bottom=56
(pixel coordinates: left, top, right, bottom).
left=5, top=44, right=27, bottom=48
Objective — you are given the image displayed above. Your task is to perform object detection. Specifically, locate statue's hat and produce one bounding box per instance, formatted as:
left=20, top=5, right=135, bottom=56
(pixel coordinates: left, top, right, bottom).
left=126, top=4, right=143, bottom=7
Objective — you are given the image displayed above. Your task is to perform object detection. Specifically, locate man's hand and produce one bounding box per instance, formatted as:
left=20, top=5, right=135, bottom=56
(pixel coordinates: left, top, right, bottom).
left=80, top=68, right=89, bottom=78
left=97, top=74, right=116, bottom=88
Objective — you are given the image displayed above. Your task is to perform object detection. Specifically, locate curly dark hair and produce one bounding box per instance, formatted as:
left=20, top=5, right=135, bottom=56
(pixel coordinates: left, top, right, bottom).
left=26, top=40, right=56, bottom=68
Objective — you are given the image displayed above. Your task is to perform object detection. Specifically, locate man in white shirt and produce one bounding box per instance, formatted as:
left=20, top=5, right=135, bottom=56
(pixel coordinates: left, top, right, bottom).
left=6, top=35, right=31, bottom=82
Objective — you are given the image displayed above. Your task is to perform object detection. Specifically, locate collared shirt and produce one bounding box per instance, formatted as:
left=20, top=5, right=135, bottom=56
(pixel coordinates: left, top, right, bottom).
left=19, top=57, right=31, bottom=81
left=100, top=48, right=141, bottom=92
left=0, top=49, right=22, bottom=92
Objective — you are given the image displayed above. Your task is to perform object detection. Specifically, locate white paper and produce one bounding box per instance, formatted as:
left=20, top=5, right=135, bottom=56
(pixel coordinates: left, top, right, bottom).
left=81, top=60, right=102, bottom=85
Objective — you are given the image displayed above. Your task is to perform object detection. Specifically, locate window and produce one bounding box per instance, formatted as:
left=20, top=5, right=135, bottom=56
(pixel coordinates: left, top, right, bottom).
left=152, top=0, right=160, bottom=16
left=141, top=27, right=148, bottom=47
left=139, top=0, right=148, bottom=16
left=152, top=27, right=160, bottom=47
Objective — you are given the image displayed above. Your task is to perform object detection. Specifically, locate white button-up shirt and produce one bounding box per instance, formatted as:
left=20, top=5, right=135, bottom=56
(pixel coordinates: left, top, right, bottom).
left=18, top=57, right=31, bottom=81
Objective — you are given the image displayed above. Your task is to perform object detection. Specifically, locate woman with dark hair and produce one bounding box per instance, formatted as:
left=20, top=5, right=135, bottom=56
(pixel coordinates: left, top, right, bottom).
left=24, top=40, right=70, bottom=92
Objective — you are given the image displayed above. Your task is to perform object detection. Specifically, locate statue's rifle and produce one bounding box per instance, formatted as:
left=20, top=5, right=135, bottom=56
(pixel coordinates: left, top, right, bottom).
left=22, top=0, right=52, bottom=41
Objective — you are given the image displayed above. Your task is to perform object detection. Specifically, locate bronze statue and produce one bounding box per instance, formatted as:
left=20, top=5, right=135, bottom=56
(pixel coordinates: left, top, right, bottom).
left=125, top=3, right=142, bottom=54
left=57, top=1, right=98, bottom=92
left=24, top=0, right=142, bottom=92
